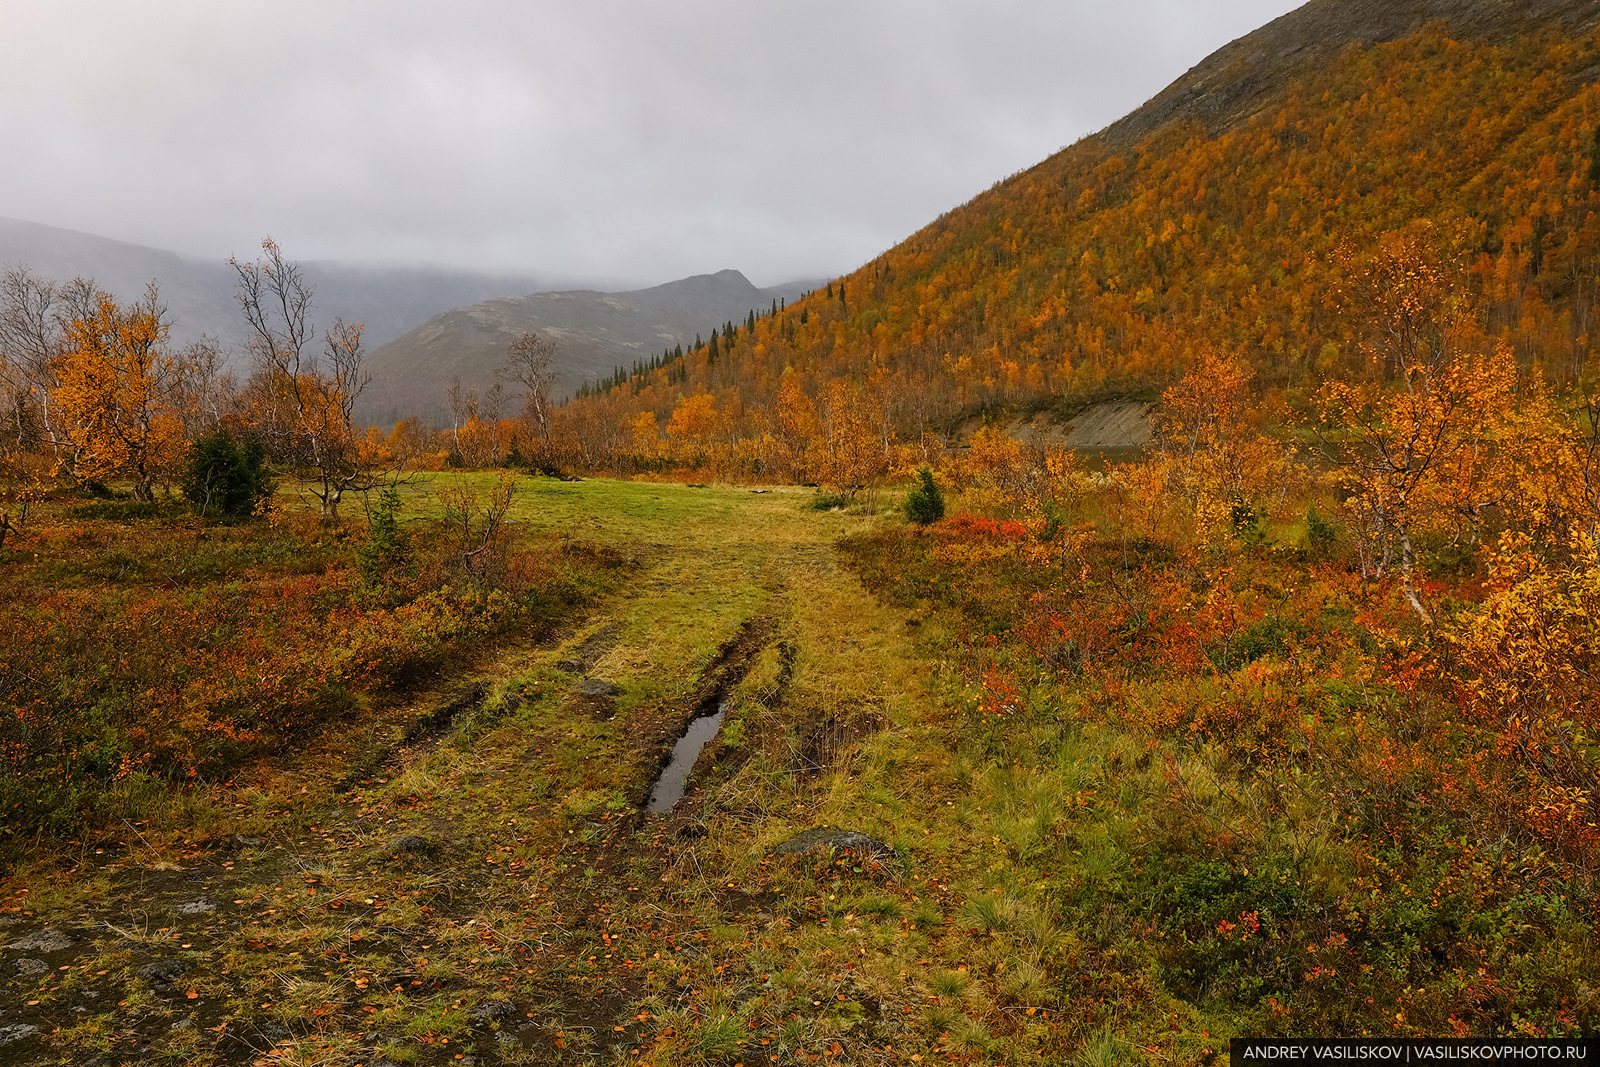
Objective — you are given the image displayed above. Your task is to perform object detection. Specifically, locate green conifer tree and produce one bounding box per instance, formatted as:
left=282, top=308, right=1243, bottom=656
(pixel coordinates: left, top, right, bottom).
left=903, top=467, right=945, bottom=525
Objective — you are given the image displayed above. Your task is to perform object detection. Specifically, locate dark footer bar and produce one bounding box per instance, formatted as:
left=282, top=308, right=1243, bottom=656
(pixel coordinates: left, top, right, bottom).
left=1231, top=1041, right=1600, bottom=1067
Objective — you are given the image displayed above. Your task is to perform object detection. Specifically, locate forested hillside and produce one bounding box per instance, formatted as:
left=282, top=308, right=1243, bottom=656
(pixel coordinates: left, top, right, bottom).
left=556, top=10, right=1600, bottom=472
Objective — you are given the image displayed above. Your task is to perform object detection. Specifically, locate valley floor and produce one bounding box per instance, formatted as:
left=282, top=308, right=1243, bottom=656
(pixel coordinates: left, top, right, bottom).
left=3, top=475, right=1595, bottom=1066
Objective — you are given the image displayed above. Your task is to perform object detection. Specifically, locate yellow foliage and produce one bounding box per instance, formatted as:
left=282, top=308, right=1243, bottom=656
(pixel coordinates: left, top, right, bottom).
left=51, top=288, right=197, bottom=500
left=1155, top=344, right=1287, bottom=542
left=667, top=392, right=718, bottom=443
left=628, top=411, right=660, bottom=457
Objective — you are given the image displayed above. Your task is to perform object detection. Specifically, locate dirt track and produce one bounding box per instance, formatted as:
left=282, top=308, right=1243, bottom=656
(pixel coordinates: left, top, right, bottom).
left=0, top=481, right=925, bottom=1067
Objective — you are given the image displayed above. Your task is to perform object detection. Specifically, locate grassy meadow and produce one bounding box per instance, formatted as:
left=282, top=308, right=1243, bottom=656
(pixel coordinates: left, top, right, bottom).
left=0, top=468, right=1597, bottom=1065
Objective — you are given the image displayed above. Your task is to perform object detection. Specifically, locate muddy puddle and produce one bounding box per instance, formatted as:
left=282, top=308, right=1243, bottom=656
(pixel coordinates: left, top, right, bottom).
left=646, top=699, right=727, bottom=813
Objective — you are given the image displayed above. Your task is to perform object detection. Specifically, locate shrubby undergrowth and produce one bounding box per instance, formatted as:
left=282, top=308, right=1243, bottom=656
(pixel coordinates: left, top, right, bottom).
left=841, top=482, right=1600, bottom=1038
left=0, top=476, right=624, bottom=839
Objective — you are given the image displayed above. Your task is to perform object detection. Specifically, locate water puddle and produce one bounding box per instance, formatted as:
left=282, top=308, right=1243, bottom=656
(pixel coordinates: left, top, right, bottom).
left=646, top=700, right=726, bottom=814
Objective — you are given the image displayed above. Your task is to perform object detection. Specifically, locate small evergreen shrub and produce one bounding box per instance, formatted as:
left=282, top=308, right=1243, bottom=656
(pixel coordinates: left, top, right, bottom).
left=1231, top=496, right=1270, bottom=547
left=180, top=429, right=272, bottom=520
left=357, top=480, right=409, bottom=588
left=903, top=467, right=945, bottom=525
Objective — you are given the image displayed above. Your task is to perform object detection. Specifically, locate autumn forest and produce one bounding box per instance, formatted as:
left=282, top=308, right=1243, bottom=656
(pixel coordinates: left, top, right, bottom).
left=3, top=10, right=1600, bottom=1066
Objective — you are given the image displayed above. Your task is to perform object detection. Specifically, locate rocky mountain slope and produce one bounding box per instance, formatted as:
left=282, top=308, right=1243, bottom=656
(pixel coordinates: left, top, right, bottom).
left=360, top=270, right=814, bottom=426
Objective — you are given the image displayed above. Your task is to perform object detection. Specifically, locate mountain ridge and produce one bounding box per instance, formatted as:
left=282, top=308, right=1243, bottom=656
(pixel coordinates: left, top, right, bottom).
left=0, top=215, right=822, bottom=429
left=0, top=215, right=569, bottom=359
left=360, top=269, right=815, bottom=426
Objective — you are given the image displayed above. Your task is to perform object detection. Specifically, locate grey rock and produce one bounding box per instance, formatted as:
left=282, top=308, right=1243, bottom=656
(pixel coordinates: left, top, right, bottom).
left=388, top=834, right=434, bottom=855
left=467, top=999, right=520, bottom=1023
left=176, top=898, right=217, bottom=915
left=0, top=1024, right=40, bottom=1046
left=8, top=928, right=72, bottom=954
left=252, top=1021, right=292, bottom=1044
left=136, top=960, right=191, bottom=983
left=573, top=678, right=620, bottom=699
left=772, top=828, right=899, bottom=861
left=556, top=658, right=583, bottom=673
left=13, top=957, right=47, bottom=976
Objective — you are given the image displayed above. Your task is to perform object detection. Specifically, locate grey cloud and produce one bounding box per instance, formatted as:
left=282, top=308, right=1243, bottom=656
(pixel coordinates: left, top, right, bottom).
left=0, top=0, right=1300, bottom=287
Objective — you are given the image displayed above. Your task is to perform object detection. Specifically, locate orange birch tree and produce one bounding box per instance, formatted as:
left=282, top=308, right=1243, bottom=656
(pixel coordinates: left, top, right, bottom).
left=52, top=285, right=197, bottom=500
left=1320, top=226, right=1499, bottom=623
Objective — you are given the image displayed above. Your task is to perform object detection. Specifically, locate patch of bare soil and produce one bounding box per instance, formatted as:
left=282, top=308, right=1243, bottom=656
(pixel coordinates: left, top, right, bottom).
left=1054, top=399, right=1155, bottom=448
left=954, top=399, right=1155, bottom=450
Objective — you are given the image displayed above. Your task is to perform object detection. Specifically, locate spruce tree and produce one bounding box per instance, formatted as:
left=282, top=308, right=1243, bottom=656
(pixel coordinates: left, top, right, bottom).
left=356, top=480, right=408, bottom=587
left=180, top=428, right=273, bottom=520
left=903, top=467, right=945, bottom=525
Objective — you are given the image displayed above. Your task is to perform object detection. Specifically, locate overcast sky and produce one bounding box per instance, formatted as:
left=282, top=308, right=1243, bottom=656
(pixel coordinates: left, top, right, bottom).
left=1, top=1, right=1301, bottom=289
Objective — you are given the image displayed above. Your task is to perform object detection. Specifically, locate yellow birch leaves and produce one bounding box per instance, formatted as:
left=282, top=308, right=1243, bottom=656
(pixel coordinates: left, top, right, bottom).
left=52, top=286, right=195, bottom=500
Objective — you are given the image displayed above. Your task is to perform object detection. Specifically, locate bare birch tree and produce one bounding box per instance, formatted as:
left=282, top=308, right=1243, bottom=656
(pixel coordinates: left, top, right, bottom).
left=232, top=238, right=378, bottom=523
left=501, top=331, right=557, bottom=464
